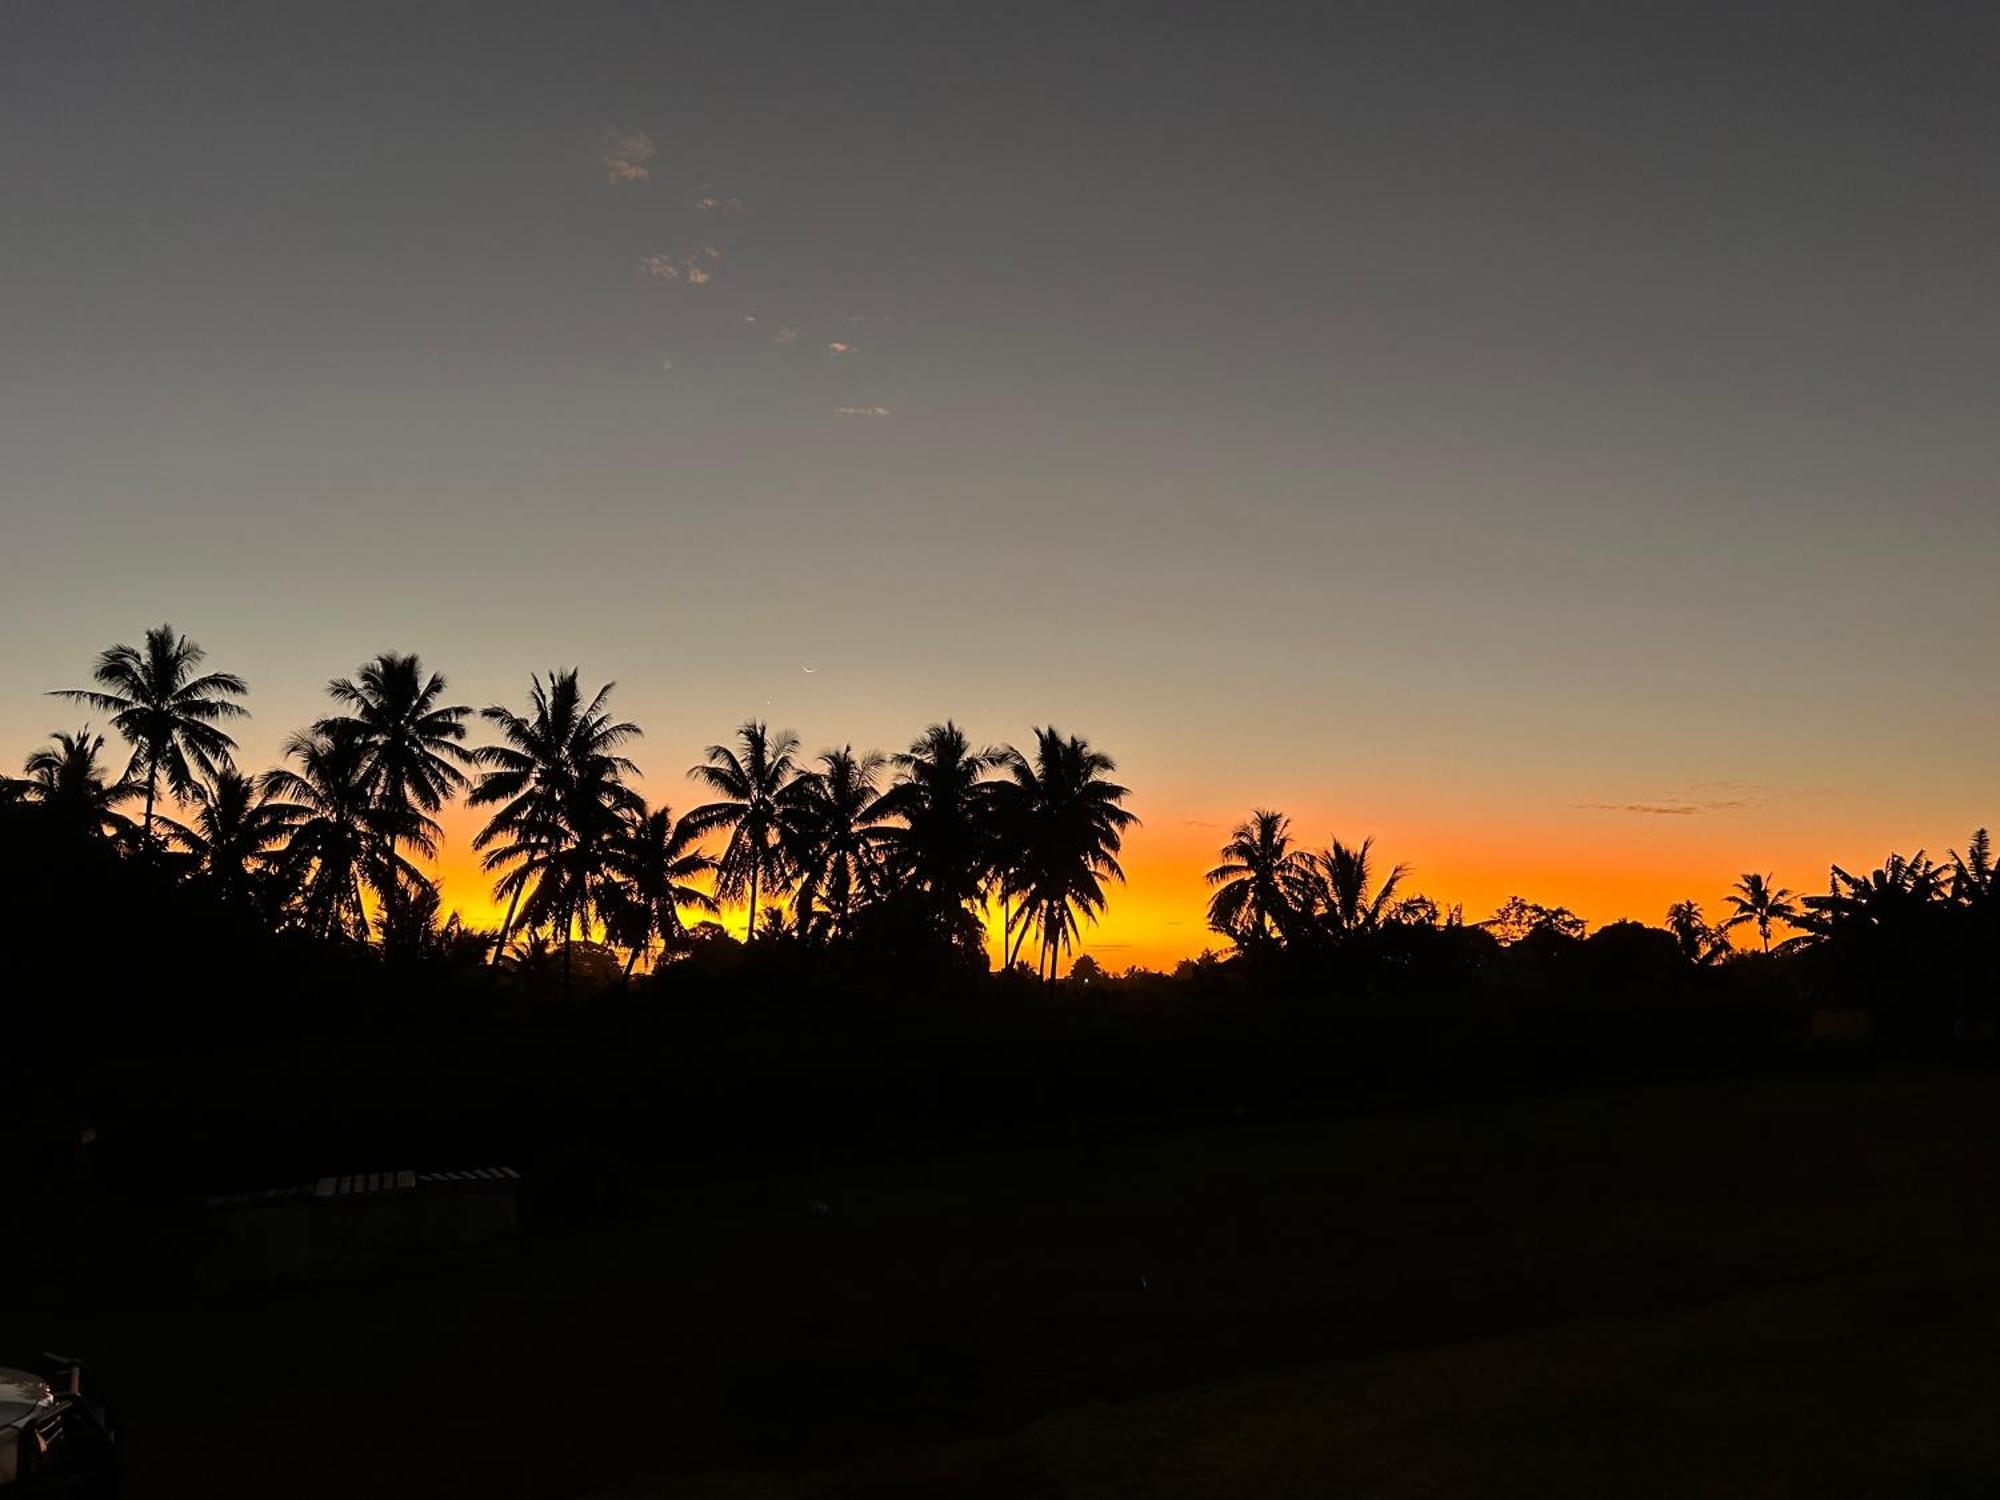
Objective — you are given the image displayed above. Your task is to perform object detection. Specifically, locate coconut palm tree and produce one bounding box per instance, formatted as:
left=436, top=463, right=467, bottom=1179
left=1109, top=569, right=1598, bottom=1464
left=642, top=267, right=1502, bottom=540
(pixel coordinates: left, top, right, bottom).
left=998, top=728, right=1137, bottom=981
left=686, top=721, right=799, bottom=942
left=52, top=624, right=248, bottom=852
left=317, top=652, right=472, bottom=941
left=263, top=724, right=419, bottom=942
left=1205, top=809, right=1311, bottom=949
left=470, top=671, right=642, bottom=971
left=599, top=801, right=718, bottom=973
left=1721, top=872, right=1798, bottom=954
left=1665, top=898, right=1730, bottom=965
left=7, top=727, right=139, bottom=841
left=1302, top=836, right=1410, bottom=940
left=782, top=746, right=895, bottom=939
left=159, top=761, right=296, bottom=911
left=877, top=721, right=1010, bottom=950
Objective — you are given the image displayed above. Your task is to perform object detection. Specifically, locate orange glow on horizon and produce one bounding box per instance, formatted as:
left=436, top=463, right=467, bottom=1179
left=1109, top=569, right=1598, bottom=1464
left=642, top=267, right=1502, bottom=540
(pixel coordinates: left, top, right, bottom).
left=411, top=791, right=1980, bottom=975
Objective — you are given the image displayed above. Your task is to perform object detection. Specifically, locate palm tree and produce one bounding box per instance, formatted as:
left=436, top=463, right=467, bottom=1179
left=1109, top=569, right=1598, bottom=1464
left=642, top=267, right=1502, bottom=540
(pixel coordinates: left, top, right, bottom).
left=998, top=728, right=1138, bottom=981
left=1665, top=899, right=1730, bottom=965
left=1949, top=828, right=1995, bottom=910
left=317, top=652, right=472, bottom=942
left=470, top=671, right=642, bottom=971
left=1303, top=836, right=1410, bottom=940
left=687, top=721, right=800, bottom=942
left=782, top=747, right=894, bottom=939
left=1205, top=809, right=1310, bottom=949
left=263, top=724, right=418, bottom=942
left=599, top=801, right=718, bottom=973
left=53, top=625, right=248, bottom=853
left=1721, top=872, right=1798, bottom=954
left=7, top=728, right=139, bottom=841
left=877, top=722, right=1010, bottom=950
left=159, top=761, right=295, bottom=911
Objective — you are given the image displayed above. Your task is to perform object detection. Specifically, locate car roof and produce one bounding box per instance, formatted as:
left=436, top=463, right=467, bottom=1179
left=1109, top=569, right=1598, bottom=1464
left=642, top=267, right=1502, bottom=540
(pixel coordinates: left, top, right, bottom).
left=0, top=1368, right=56, bottom=1430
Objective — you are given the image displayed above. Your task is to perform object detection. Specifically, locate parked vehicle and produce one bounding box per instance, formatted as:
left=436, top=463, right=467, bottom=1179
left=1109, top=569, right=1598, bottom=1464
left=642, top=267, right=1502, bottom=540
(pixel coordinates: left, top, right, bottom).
left=0, top=1357, right=117, bottom=1496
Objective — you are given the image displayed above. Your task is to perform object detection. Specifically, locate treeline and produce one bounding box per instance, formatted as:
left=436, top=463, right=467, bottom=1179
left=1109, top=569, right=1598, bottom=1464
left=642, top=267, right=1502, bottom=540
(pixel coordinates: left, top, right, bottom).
left=1180, top=805, right=1998, bottom=1053
left=1, top=624, right=1135, bottom=988
left=5, top=627, right=1996, bottom=1208
left=1200, top=807, right=1999, bottom=963
left=4, top=625, right=1994, bottom=1061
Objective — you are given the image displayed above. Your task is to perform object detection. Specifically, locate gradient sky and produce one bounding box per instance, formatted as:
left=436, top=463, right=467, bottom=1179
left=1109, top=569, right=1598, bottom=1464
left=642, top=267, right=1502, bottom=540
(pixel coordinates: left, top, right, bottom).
left=3, top=2, right=1996, bottom=968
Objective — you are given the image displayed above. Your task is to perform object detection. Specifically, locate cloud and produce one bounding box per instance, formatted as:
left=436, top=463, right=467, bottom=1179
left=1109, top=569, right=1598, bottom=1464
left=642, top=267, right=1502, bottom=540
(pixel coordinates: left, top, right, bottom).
left=597, top=127, right=655, bottom=184
left=694, top=194, right=745, bottom=217
left=639, top=248, right=722, bottom=286
left=1577, top=799, right=1754, bottom=816
left=826, top=341, right=852, bottom=355
left=835, top=405, right=891, bottom=417
left=771, top=325, right=798, bottom=344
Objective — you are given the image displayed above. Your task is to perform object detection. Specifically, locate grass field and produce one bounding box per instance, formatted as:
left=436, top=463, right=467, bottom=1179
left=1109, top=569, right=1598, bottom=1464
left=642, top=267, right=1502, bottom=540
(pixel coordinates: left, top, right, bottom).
left=20, top=1066, right=2000, bottom=1497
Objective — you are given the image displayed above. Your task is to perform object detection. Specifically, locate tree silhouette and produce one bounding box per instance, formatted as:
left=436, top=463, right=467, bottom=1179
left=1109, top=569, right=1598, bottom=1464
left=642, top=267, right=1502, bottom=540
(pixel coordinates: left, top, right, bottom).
left=7, top=727, right=139, bottom=841
left=1303, top=836, right=1410, bottom=940
left=1798, top=851, right=1948, bottom=937
left=600, top=801, right=718, bottom=973
left=687, top=721, right=800, bottom=942
left=1721, top=872, right=1798, bottom=954
left=1665, top=899, right=1731, bottom=965
left=263, top=725, right=418, bottom=942
left=317, top=652, right=472, bottom=946
left=877, top=722, right=1010, bottom=951
left=1483, top=895, right=1586, bottom=945
left=52, top=624, right=248, bottom=853
left=1949, top=828, right=1995, bottom=911
left=159, top=761, right=294, bottom=912
left=470, top=671, right=642, bottom=975
left=782, top=746, right=895, bottom=940
left=998, top=728, right=1137, bottom=981
left=1205, top=810, right=1310, bottom=949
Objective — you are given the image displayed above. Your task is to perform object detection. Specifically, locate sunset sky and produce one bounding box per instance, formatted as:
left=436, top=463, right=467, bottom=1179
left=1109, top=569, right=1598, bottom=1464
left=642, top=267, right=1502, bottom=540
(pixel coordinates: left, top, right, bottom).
left=3, top=2, right=1996, bottom=970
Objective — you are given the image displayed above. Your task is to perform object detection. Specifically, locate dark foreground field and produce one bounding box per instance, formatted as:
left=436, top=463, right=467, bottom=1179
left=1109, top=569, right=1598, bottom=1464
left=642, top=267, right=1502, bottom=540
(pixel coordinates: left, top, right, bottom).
left=20, top=1067, right=2000, bottom=1498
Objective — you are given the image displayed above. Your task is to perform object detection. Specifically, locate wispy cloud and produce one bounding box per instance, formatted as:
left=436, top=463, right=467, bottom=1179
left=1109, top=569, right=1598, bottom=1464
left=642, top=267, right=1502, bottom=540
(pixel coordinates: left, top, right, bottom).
left=826, top=341, right=852, bottom=355
left=597, top=127, right=655, bottom=184
left=1577, top=798, right=1755, bottom=816
left=835, top=405, right=891, bottom=417
left=639, top=247, right=722, bottom=285
left=694, top=194, right=745, bottom=217
left=771, top=326, right=798, bottom=344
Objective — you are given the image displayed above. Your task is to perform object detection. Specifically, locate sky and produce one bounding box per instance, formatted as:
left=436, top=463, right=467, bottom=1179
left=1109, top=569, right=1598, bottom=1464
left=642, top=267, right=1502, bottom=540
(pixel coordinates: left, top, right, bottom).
left=2, top=1, right=1996, bottom=969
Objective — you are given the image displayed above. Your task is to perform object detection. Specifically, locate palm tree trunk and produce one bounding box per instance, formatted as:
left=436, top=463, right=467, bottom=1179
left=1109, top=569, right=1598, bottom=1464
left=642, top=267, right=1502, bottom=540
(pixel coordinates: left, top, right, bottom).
left=489, top=822, right=552, bottom=966
left=747, top=856, right=760, bottom=943
left=561, top=890, right=576, bottom=987
left=382, top=834, right=400, bottom=952
left=143, top=763, right=159, bottom=857
left=491, top=883, right=525, bottom=966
